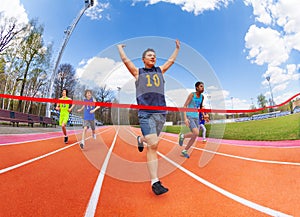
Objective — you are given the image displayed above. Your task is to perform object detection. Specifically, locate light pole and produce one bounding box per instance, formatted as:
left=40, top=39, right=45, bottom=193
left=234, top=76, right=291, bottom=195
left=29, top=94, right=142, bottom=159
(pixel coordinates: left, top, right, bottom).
left=231, top=96, right=234, bottom=119
left=117, top=87, right=121, bottom=126
left=45, top=0, right=94, bottom=117
left=266, top=75, right=274, bottom=107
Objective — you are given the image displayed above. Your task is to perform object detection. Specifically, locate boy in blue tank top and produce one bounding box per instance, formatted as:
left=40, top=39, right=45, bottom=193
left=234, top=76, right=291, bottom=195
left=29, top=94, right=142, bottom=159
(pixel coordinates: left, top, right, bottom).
left=77, top=90, right=100, bottom=149
left=117, top=39, right=180, bottom=195
left=178, top=81, right=209, bottom=158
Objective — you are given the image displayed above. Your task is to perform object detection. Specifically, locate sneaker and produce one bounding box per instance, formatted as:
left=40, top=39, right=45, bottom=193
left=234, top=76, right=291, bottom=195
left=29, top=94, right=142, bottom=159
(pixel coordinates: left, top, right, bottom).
left=152, top=181, right=168, bottom=195
left=178, top=133, right=184, bottom=146
left=181, top=150, right=190, bottom=158
left=203, top=139, right=207, bottom=143
left=93, top=134, right=96, bottom=140
left=137, top=136, right=144, bottom=152
left=79, top=142, right=84, bottom=150
left=64, top=136, right=68, bottom=144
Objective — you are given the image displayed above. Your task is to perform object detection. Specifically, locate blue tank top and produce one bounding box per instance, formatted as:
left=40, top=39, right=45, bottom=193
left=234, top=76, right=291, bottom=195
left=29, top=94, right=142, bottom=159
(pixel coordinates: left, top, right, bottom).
left=199, top=112, right=205, bottom=125
left=186, top=92, right=203, bottom=118
left=84, top=98, right=95, bottom=120
left=135, top=67, right=166, bottom=115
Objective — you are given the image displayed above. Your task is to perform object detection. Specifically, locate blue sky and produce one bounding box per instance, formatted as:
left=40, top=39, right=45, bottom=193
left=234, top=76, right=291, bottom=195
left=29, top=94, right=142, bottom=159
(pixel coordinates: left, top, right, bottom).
left=1, top=0, right=300, bottom=110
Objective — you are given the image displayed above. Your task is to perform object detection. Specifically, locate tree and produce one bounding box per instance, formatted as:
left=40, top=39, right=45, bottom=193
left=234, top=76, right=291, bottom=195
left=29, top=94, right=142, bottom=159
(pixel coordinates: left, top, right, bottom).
left=53, top=63, right=78, bottom=100
left=16, top=20, right=51, bottom=112
left=93, top=85, right=115, bottom=124
left=257, top=94, right=268, bottom=113
left=0, top=12, right=25, bottom=54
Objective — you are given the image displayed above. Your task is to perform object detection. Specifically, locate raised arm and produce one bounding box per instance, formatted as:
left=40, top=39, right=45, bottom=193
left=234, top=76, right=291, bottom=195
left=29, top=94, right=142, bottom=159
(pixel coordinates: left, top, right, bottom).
left=160, top=39, right=180, bottom=74
left=117, top=44, right=139, bottom=79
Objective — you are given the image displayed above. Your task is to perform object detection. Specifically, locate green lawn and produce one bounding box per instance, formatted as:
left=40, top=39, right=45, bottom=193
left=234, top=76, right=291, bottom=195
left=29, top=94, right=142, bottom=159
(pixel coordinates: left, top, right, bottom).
left=164, top=112, right=300, bottom=141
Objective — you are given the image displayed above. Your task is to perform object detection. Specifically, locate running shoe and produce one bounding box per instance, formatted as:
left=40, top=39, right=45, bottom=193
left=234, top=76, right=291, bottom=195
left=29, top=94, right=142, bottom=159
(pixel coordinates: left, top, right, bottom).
left=64, top=136, right=68, bottom=144
left=137, top=136, right=144, bottom=152
left=178, top=133, right=184, bottom=146
left=79, top=142, right=84, bottom=150
left=152, top=181, right=169, bottom=195
left=202, top=139, right=207, bottom=143
left=181, top=150, right=190, bottom=158
left=93, top=134, right=96, bottom=140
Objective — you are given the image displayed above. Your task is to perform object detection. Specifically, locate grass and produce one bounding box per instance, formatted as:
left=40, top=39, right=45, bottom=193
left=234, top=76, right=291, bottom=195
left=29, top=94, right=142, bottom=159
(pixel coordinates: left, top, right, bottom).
left=163, top=113, right=300, bottom=141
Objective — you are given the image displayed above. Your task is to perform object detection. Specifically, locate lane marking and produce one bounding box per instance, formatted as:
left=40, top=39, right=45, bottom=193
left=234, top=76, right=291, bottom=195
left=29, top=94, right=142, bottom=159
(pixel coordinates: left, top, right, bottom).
left=161, top=137, right=300, bottom=166
left=84, top=127, right=120, bottom=217
left=109, top=126, right=293, bottom=216
left=157, top=151, right=292, bottom=217
left=0, top=127, right=108, bottom=146
left=0, top=128, right=112, bottom=174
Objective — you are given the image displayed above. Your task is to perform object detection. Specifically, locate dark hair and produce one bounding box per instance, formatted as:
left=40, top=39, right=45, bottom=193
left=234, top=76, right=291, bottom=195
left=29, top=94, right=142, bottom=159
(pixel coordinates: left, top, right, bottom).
left=195, top=81, right=204, bottom=88
left=84, top=89, right=92, bottom=97
left=62, top=88, right=68, bottom=95
left=142, top=48, right=156, bottom=58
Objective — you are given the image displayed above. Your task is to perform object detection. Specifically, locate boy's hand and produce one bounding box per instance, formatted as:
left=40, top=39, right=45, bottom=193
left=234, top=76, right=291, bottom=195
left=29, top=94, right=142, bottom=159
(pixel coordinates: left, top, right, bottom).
left=204, top=114, right=210, bottom=122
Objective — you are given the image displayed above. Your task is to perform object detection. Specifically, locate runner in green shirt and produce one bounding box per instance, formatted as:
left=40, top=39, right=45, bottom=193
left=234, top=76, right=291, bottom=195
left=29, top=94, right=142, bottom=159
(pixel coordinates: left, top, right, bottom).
left=55, top=89, right=75, bottom=144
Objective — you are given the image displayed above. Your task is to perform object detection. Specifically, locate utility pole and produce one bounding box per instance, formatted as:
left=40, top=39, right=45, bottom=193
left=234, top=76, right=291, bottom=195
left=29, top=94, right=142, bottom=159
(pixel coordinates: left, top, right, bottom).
left=45, top=0, right=94, bottom=117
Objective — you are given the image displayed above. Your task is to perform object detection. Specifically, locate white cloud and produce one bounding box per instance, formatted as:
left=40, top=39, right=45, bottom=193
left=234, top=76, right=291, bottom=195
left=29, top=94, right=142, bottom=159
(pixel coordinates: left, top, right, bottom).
left=132, top=0, right=233, bottom=15
left=244, top=0, right=300, bottom=101
left=85, top=1, right=110, bottom=20
left=76, top=56, right=133, bottom=92
left=244, top=25, right=289, bottom=66
left=0, top=0, right=29, bottom=25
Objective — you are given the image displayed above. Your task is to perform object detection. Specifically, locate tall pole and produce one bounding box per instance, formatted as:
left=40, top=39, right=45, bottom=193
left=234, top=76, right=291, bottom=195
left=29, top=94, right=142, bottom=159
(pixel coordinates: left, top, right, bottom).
left=117, top=87, right=121, bottom=125
left=266, top=75, right=274, bottom=107
left=231, top=96, right=234, bottom=119
left=45, top=0, right=93, bottom=117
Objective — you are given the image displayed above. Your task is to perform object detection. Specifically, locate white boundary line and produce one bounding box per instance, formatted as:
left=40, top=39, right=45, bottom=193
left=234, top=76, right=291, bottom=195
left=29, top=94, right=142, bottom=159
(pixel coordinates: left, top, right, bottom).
left=0, top=127, right=109, bottom=146
left=157, top=151, right=293, bottom=217
left=98, top=127, right=293, bottom=216
left=161, top=137, right=300, bottom=166
left=84, top=127, right=119, bottom=217
left=0, top=128, right=111, bottom=174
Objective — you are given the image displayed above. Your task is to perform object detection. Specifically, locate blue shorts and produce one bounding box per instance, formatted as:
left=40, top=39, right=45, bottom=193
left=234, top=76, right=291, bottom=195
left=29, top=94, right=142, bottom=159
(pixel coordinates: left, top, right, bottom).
left=187, top=116, right=199, bottom=131
left=138, top=113, right=166, bottom=136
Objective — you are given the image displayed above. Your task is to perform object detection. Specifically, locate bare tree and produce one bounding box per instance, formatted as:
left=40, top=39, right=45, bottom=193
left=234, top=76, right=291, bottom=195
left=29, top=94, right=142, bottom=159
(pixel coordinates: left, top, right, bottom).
left=0, top=12, right=25, bottom=54
left=93, top=85, right=115, bottom=124
left=53, top=63, right=78, bottom=100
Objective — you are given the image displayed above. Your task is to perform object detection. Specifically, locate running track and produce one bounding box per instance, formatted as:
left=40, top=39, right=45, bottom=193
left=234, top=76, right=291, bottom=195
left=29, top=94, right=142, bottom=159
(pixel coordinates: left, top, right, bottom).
left=1, top=126, right=300, bottom=217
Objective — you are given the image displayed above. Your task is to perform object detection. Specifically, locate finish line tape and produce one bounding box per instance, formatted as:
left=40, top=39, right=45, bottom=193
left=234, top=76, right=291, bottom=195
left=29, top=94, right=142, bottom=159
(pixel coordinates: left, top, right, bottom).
left=0, top=93, right=299, bottom=114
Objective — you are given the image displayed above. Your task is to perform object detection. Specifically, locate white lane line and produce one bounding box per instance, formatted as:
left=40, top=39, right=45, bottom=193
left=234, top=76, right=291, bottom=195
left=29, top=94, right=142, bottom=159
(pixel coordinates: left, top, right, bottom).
left=157, top=151, right=292, bottom=217
left=161, top=137, right=300, bottom=166
left=0, top=127, right=109, bottom=146
left=121, top=127, right=293, bottom=216
left=0, top=143, right=77, bottom=174
left=0, top=128, right=112, bottom=174
left=84, top=127, right=119, bottom=217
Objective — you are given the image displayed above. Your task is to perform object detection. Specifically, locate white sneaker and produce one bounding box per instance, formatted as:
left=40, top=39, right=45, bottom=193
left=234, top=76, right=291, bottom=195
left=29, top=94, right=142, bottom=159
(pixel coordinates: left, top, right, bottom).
left=93, top=134, right=96, bottom=140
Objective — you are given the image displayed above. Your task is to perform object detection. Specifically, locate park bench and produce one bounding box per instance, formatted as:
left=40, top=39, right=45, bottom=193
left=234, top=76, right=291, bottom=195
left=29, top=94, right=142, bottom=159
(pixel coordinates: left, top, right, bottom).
left=0, top=109, right=14, bottom=124
left=41, top=116, right=56, bottom=127
left=11, top=111, right=34, bottom=127
left=28, top=114, right=43, bottom=127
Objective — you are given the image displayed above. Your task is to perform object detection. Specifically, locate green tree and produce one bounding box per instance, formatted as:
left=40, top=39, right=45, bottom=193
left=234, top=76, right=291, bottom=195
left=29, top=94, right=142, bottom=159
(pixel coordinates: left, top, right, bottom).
left=257, top=94, right=267, bottom=108
left=16, top=19, right=52, bottom=112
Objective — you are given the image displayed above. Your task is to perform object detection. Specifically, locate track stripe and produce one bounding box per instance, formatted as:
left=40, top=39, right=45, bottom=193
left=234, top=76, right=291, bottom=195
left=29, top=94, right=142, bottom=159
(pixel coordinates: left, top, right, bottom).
left=84, top=127, right=120, bottom=217
left=161, top=137, right=300, bottom=166
left=0, top=142, right=77, bottom=174
left=0, top=128, right=111, bottom=174
left=193, top=146, right=300, bottom=166
left=157, top=151, right=292, bottom=217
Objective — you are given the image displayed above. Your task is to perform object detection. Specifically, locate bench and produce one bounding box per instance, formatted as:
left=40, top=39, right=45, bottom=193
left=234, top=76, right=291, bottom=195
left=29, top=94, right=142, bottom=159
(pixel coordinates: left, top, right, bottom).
left=0, top=109, right=14, bottom=124
left=41, top=116, right=56, bottom=127
left=11, top=111, right=34, bottom=127
left=28, top=114, right=43, bottom=127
